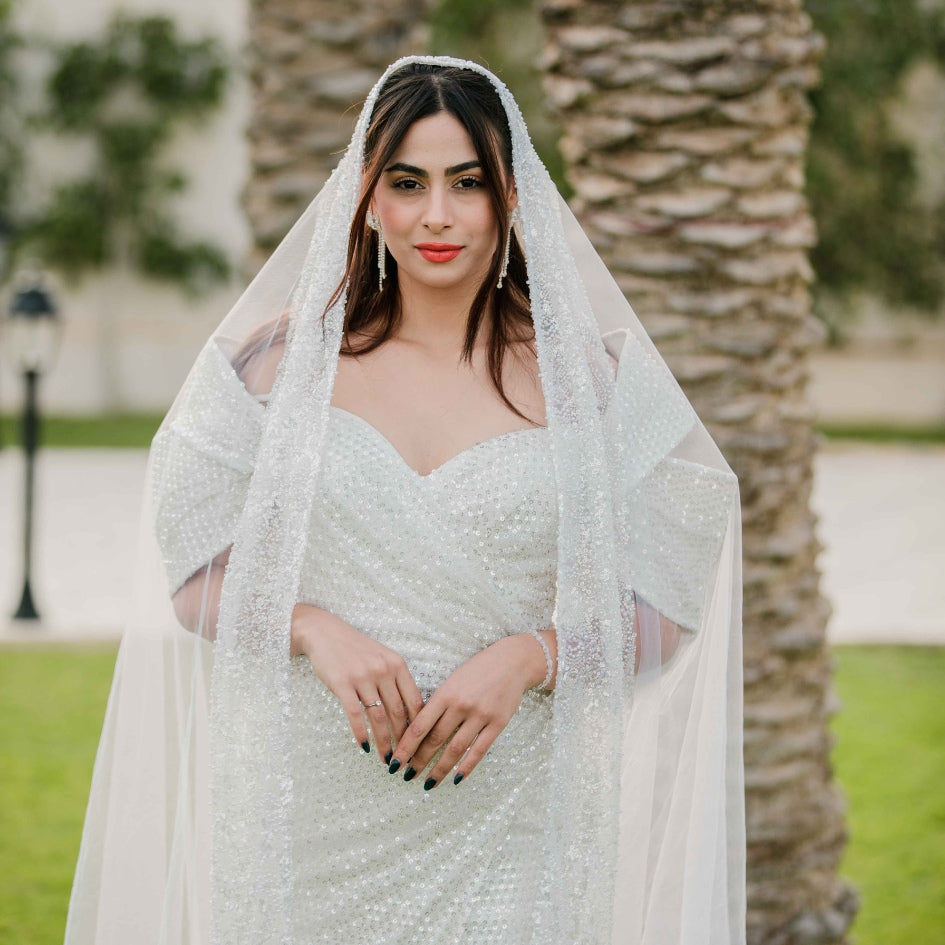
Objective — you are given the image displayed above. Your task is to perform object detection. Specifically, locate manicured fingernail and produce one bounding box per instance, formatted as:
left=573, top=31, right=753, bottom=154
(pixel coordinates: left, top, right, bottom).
left=453, top=772, right=464, bottom=785
left=388, top=759, right=401, bottom=774
left=361, top=741, right=370, bottom=754
left=403, top=766, right=417, bottom=782
left=424, top=777, right=437, bottom=791
left=385, top=751, right=392, bottom=765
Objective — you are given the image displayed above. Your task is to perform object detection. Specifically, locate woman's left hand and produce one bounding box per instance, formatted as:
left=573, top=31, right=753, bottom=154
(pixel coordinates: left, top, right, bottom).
left=388, top=630, right=555, bottom=790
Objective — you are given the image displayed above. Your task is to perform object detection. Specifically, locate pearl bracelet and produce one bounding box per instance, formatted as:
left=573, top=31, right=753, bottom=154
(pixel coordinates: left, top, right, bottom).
left=525, top=627, right=555, bottom=690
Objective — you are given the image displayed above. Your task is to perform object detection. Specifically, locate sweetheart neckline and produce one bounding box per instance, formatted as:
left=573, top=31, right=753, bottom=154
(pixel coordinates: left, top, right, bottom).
left=328, top=404, right=550, bottom=480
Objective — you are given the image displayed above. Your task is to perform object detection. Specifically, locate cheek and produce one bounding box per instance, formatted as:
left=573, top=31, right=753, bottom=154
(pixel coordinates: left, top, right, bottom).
left=473, top=205, right=501, bottom=249
left=373, top=197, right=408, bottom=236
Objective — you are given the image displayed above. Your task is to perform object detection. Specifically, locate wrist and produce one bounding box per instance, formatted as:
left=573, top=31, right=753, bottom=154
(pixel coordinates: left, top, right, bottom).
left=498, top=628, right=556, bottom=692
left=497, top=634, right=545, bottom=691
left=526, top=628, right=557, bottom=691
left=290, top=603, right=335, bottom=657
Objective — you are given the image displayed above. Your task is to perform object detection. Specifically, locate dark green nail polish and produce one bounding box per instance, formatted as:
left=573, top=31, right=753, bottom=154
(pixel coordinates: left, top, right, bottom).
left=424, top=777, right=436, bottom=791
left=361, top=741, right=370, bottom=754
left=385, top=751, right=392, bottom=765
left=388, top=759, right=401, bottom=774
left=453, top=772, right=464, bottom=785
left=403, top=766, right=417, bottom=782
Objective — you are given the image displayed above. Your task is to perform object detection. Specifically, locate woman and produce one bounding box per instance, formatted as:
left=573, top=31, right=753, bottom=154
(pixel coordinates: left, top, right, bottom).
left=65, top=58, right=745, bottom=945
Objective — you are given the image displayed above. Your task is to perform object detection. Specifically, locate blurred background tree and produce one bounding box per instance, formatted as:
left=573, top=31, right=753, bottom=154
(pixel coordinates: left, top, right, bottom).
left=243, top=0, right=431, bottom=271
left=434, top=0, right=945, bottom=343
left=0, top=0, right=22, bottom=280
left=537, top=2, right=855, bottom=944
left=806, top=0, right=945, bottom=328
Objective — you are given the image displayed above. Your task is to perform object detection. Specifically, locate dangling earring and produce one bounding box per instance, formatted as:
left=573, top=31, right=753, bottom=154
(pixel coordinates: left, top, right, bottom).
left=497, top=206, right=519, bottom=289
left=366, top=210, right=386, bottom=291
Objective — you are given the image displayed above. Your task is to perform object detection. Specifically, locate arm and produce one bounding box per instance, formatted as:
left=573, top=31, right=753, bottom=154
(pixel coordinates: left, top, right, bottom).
left=632, top=592, right=686, bottom=673
left=171, top=548, right=230, bottom=639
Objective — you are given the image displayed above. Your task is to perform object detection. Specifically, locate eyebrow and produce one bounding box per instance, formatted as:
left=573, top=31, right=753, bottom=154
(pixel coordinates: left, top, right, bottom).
left=383, top=160, right=482, bottom=177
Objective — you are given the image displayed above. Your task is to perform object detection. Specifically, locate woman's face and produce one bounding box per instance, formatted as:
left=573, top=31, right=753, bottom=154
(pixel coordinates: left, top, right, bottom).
left=369, top=110, right=512, bottom=295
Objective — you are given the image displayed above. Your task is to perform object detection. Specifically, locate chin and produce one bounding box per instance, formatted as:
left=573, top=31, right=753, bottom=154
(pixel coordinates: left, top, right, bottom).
left=403, top=265, right=488, bottom=293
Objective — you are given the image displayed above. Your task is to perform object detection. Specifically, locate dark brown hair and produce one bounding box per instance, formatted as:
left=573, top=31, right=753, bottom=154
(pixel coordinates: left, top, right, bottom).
left=330, top=62, right=536, bottom=423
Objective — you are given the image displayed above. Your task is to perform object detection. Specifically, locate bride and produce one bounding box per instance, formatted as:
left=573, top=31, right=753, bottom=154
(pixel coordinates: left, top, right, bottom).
left=65, top=57, right=745, bottom=945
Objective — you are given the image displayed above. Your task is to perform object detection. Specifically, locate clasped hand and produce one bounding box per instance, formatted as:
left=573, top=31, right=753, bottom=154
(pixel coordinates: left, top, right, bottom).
left=290, top=604, right=553, bottom=790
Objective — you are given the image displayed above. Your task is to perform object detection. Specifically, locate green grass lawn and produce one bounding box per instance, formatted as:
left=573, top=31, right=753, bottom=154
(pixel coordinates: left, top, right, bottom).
left=2, top=413, right=944, bottom=450
left=0, top=645, right=118, bottom=945
left=0, top=413, right=164, bottom=449
left=0, top=644, right=942, bottom=944
left=831, top=646, right=945, bottom=944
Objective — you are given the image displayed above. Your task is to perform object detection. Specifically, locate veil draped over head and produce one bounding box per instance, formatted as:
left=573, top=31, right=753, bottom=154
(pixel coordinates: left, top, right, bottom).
left=65, top=56, right=745, bottom=945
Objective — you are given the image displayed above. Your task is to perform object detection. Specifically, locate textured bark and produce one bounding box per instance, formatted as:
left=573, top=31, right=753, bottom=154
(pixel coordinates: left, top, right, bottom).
left=244, top=0, right=430, bottom=270
left=538, top=2, right=858, bottom=943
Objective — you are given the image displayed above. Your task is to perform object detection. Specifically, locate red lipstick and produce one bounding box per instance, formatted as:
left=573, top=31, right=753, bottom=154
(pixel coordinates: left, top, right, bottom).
left=416, top=242, right=463, bottom=263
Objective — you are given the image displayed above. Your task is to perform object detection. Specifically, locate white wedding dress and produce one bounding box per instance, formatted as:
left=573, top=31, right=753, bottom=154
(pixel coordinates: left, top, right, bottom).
left=154, top=341, right=561, bottom=943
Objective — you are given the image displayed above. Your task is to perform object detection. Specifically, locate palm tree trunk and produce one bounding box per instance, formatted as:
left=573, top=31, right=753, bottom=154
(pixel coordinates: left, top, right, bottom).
left=538, top=2, right=858, bottom=943
left=244, top=0, right=430, bottom=271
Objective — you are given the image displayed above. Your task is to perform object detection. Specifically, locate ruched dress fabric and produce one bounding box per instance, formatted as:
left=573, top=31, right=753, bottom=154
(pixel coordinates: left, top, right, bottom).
left=153, top=342, right=560, bottom=943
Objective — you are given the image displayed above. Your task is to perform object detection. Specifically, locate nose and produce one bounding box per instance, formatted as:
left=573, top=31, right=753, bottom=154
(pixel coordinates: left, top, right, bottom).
left=421, top=183, right=453, bottom=232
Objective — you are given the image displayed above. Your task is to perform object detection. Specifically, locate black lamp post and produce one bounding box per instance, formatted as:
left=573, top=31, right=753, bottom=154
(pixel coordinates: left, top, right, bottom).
left=0, top=213, right=11, bottom=452
left=2, top=272, right=61, bottom=620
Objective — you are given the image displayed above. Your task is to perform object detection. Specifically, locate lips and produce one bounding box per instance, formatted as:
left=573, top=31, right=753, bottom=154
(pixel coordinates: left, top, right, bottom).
left=416, top=242, right=463, bottom=263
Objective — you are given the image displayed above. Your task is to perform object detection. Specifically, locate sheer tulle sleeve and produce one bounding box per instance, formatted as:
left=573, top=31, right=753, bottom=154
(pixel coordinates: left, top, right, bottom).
left=151, top=341, right=266, bottom=595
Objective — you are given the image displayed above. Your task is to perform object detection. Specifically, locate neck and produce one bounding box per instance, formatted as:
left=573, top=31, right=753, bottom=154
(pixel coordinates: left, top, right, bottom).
left=393, top=272, right=490, bottom=354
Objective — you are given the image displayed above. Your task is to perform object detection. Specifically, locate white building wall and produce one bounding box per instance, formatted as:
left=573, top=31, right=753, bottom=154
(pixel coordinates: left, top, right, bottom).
left=1, top=0, right=252, bottom=415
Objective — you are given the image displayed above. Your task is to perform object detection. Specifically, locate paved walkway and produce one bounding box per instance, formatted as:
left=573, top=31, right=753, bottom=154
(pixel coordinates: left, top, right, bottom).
left=1, top=445, right=943, bottom=645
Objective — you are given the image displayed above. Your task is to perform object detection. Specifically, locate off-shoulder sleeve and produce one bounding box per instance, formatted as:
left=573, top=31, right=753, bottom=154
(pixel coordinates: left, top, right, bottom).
left=603, top=328, right=737, bottom=631
left=151, top=341, right=266, bottom=595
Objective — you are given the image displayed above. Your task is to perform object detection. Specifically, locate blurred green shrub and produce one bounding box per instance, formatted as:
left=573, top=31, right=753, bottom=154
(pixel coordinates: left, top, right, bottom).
left=0, top=0, right=21, bottom=275
left=15, top=14, right=231, bottom=293
left=807, top=0, right=945, bottom=315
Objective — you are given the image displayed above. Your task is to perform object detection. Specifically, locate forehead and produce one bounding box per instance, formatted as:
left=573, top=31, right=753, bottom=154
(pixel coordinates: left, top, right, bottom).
left=390, top=112, right=478, bottom=167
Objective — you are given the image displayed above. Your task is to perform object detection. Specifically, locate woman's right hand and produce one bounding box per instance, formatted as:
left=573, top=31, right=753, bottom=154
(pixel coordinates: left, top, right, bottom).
left=290, top=604, right=424, bottom=762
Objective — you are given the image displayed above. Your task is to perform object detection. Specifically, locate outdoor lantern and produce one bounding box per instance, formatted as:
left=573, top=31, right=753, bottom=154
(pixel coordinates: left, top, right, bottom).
left=4, top=274, right=61, bottom=374
left=2, top=269, right=62, bottom=620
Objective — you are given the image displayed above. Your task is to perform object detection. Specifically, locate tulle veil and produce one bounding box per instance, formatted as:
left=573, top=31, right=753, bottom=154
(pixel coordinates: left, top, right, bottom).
left=64, top=55, right=745, bottom=945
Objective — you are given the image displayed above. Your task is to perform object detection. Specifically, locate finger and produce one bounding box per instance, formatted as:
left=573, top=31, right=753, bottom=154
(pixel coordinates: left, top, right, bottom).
left=357, top=691, right=389, bottom=758
left=388, top=697, right=445, bottom=776
left=405, top=709, right=464, bottom=783
left=451, top=724, right=501, bottom=784
left=376, top=680, right=407, bottom=763
left=424, top=720, right=482, bottom=790
left=339, top=693, right=372, bottom=754
left=396, top=667, right=425, bottom=726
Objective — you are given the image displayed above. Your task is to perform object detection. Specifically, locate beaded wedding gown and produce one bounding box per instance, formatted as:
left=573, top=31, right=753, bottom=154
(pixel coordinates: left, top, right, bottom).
left=154, top=341, right=560, bottom=943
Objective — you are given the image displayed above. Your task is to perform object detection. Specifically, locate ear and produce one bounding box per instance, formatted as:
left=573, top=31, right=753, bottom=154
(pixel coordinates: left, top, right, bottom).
left=365, top=198, right=380, bottom=230
left=506, top=186, right=518, bottom=214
